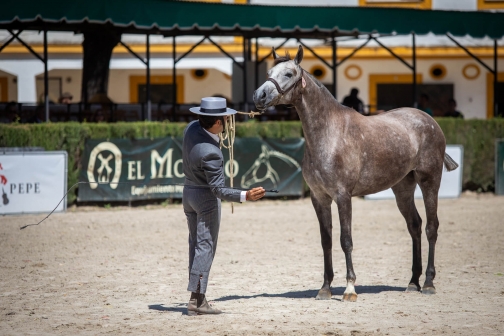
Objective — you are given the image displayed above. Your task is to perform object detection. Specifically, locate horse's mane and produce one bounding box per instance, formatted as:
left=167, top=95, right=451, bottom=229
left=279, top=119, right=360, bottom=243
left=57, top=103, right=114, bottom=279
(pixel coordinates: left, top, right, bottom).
left=303, top=69, right=345, bottom=108
left=273, top=51, right=291, bottom=66
left=304, top=71, right=325, bottom=89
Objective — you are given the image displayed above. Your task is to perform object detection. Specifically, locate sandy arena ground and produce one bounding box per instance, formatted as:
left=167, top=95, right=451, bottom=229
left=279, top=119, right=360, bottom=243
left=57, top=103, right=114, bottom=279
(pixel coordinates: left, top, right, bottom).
left=1, top=192, right=503, bottom=335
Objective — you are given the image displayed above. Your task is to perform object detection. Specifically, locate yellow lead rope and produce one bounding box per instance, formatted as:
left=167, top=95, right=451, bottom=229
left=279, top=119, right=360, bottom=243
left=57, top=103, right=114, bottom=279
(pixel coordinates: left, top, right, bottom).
left=219, top=114, right=236, bottom=213
left=219, top=111, right=262, bottom=214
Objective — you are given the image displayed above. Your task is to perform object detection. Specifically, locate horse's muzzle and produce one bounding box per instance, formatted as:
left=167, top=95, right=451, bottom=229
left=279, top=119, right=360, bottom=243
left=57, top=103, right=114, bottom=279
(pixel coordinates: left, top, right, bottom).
left=253, top=85, right=272, bottom=110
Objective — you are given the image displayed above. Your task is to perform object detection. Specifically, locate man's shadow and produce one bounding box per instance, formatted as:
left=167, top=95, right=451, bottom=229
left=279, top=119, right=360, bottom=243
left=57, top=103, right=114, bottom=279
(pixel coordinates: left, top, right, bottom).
left=148, top=304, right=186, bottom=314
left=149, top=285, right=404, bottom=313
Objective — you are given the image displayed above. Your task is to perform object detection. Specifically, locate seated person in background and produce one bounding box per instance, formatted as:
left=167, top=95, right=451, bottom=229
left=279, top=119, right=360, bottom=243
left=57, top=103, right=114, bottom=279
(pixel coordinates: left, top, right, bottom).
left=93, top=109, right=107, bottom=123
left=58, top=92, right=73, bottom=104
left=1, top=102, right=19, bottom=123
left=418, top=94, right=433, bottom=116
left=342, top=88, right=366, bottom=115
left=0, top=111, right=9, bottom=123
left=444, top=98, right=464, bottom=119
left=27, top=105, right=44, bottom=123
left=0, top=109, right=10, bottom=123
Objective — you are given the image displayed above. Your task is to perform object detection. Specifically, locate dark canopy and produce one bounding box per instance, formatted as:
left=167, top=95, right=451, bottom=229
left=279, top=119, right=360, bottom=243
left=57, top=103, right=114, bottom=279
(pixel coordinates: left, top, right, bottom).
left=1, top=0, right=504, bottom=39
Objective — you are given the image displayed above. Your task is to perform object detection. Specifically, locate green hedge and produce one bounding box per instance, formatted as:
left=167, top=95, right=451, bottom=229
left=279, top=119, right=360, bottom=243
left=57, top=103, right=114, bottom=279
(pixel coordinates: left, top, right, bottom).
left=436, top=118, right=504, bottom=191
left=0, top=121, right=303, bottom=203
left=0, top=119, right=502, bottom=203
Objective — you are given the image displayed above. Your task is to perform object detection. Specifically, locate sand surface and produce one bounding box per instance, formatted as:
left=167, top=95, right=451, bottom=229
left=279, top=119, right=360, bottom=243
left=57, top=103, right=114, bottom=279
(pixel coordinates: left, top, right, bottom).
left=1, top=193, right=503, bottom=335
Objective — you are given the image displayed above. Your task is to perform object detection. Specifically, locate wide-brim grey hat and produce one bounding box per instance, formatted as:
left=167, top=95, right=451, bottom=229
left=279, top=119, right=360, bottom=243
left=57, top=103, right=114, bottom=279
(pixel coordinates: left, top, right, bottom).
left=189, top=97, right=237, bottom=116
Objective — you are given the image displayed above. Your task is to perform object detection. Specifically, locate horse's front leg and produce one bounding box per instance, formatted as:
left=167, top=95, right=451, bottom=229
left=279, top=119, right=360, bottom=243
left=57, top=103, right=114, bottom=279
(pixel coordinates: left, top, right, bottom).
left=311, top=192, right=334, bottom=300
left=336, top=192, right=357, bottom=302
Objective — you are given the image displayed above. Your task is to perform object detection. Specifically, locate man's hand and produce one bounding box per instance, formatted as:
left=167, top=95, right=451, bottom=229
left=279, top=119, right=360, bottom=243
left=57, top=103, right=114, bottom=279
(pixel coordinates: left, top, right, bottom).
left=246, top=187, right=266, bottom=201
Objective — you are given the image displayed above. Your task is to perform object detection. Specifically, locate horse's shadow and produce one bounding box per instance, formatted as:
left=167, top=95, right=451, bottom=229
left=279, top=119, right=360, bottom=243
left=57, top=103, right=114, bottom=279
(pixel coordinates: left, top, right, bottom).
left=149, top=285, right=405, bottom=312
left=212, top=285, right=404, bottom=302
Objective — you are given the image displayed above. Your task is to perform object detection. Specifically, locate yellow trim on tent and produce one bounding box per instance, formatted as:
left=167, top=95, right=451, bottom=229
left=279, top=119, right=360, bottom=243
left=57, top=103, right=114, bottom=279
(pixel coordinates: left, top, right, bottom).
left=129, top=75, right=185, bottom=104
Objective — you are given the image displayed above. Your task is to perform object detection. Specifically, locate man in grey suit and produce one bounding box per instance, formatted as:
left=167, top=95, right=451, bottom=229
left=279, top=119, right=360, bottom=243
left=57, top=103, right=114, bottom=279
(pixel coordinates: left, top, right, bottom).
left=183, top=97, right=265, bottom=316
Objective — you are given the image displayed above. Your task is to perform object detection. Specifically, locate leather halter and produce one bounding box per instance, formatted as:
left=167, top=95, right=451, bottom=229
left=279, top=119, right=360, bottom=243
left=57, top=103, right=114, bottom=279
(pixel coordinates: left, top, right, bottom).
left=266, top=69, right=305, bottom=97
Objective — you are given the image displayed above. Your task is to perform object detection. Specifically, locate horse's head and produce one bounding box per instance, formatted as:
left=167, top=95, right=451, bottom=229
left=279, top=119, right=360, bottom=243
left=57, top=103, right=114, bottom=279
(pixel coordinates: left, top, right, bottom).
left=253, top=45, right=305, bottom=110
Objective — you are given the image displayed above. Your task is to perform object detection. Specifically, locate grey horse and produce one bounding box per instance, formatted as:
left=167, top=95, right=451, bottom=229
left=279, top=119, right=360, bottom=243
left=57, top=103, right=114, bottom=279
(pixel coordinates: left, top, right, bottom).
left=253, top=45, right=458, bottom=301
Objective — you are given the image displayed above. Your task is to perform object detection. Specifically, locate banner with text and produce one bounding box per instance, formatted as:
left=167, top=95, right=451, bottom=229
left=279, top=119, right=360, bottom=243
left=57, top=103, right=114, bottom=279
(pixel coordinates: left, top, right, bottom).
left=0, top=151, right=67, bottom=215
left=78, top=137, right=304, bottom=202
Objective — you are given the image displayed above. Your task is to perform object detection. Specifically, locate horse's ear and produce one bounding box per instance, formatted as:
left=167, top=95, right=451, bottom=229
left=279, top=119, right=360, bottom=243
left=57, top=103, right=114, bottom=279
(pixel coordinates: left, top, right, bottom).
left=294, top=45, right=304, bottom=65
left=272, top=47, right=280, bottom=60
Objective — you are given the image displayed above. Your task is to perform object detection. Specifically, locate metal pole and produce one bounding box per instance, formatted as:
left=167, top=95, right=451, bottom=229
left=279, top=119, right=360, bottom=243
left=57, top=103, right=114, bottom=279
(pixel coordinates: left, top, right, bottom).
left=332, top=37, right=337, bottom=99
left=255, top=38, right=259, bottom=95
left=172, top=36, right=176, bottom=121
left=43, top=29, right=49, bottom=122
left=494, top=39, right=498, bottom=118
left=146, top=34, right=151, bottom=121
left=243, top=37, right=248, bottom=112
left=412, top=33, right=417, bottom=108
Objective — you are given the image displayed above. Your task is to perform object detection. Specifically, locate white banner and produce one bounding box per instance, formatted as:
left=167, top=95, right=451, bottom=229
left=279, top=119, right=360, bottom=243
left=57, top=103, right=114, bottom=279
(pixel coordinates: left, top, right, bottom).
left=365, top=145, right=464, bottom=200
left=0, top=151, right=67, bottom=215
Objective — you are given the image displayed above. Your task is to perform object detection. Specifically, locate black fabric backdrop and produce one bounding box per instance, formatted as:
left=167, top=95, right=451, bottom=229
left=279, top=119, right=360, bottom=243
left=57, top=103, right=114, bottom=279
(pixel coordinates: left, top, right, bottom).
left=79, top=137, right=304, bottom=202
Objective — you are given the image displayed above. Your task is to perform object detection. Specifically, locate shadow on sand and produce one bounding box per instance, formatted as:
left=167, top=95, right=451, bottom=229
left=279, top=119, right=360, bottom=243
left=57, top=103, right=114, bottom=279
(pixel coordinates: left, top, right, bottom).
left=148, top=285, right=405, bottom=313
left=148, top=304, right=187, bottom=314
left=213, top=285, right=405, bottom=302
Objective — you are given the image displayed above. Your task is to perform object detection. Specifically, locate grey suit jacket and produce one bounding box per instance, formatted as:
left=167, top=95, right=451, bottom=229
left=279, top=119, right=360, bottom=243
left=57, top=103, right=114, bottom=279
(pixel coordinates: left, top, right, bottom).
left=182, top=120, right=241, bottom=203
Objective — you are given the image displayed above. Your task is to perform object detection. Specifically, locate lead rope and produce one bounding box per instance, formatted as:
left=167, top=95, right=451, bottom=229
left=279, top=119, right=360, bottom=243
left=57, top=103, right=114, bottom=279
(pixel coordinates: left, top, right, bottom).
left=219, top=114, right=236, bottom=213
left=219, top=111, right=263, bottom=214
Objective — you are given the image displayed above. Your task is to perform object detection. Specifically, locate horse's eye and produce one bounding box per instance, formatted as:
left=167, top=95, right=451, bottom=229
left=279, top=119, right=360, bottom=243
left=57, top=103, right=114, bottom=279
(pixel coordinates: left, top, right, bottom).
left=285, top=73, right=293, bottom=78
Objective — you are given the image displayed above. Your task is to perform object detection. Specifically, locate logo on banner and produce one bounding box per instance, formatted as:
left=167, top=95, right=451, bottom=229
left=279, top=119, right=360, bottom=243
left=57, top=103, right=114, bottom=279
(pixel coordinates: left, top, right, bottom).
left=0, top=163, right=9, bottom=206
left=241, top=145, right=300, bottom=189
left=87, top=142, right=122, bottom=189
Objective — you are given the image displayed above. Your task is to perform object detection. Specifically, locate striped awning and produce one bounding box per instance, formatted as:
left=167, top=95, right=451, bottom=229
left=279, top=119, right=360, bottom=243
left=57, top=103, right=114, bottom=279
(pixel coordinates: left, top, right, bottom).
left=1, top=0, right=504, bottom=39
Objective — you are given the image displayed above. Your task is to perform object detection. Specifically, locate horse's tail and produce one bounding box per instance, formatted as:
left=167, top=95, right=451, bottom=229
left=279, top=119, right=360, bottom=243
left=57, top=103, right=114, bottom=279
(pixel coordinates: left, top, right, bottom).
left=444, top=153, right=459, bottom=172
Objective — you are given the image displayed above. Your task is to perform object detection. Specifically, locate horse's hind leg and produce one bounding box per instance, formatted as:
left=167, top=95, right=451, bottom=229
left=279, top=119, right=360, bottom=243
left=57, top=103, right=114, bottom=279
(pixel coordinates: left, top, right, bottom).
left=416, top=171, right=442, bottom=295
left=392, top=171, right=423, bottom=292
left=311, top=192, right=334, bottom=300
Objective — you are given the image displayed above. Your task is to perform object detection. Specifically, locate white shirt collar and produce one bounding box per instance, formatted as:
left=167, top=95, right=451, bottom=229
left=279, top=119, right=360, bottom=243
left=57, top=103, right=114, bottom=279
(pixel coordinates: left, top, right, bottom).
left=202, top=126, right=220, bottom=143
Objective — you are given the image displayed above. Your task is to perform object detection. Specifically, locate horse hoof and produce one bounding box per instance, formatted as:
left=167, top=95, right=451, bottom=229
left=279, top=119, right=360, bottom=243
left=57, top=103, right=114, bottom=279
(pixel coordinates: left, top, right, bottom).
left=342, top=293, right=357, bottom=302
left=406, top=283, right=421, bottom=292
left=422, top=287, right=436, bottom=295
left=315, top=288, right=332, bottom=300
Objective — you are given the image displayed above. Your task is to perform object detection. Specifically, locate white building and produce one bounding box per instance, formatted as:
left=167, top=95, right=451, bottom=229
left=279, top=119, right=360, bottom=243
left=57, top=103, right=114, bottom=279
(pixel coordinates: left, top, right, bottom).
left=0, top=0, right=503, bottom=119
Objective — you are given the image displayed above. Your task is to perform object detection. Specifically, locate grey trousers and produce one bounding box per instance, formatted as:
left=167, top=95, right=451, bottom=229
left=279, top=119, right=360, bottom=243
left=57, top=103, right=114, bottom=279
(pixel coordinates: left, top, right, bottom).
left=183, top=187, right=221, bottom=294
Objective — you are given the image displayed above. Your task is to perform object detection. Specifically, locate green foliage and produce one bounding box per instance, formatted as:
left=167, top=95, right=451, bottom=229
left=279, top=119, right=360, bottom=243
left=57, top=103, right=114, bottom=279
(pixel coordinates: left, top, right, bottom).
left=235, top=121, right=303, bottom=138
left=0, top=119, right=502, bottom=204
left=436, top=118, right=504, bottom=191
left=0, top=121, right=302, bottom=204
left=0, top=122, right=188, bottom=203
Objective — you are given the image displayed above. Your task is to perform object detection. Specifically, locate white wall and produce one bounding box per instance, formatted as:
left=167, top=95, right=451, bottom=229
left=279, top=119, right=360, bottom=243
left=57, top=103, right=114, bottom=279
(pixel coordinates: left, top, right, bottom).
left=252, top=0, right=477, bottom=9
left=31, top=68, right=232, bottom=104
left=432, top=0, right=477, bottom=11
left=108, top=68, right=231, bottom=103
left=251, top=0, right=358, bottom=5
left=0, top=57, right=235, bottom=103
left=2, top=55, right=502, bottom=119
left=35, top=69, right=82, bottom=103
left=0, top=59, right=83, bottom=102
